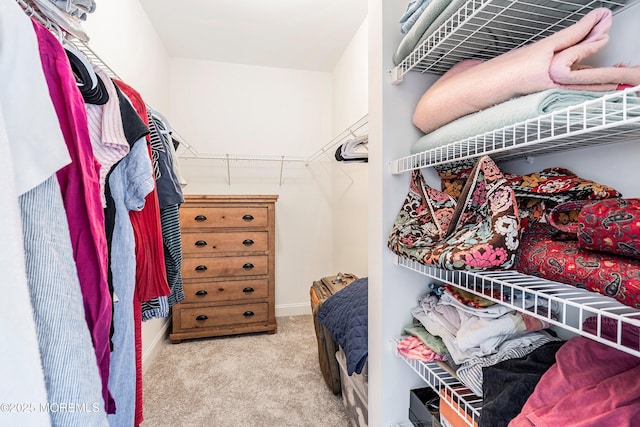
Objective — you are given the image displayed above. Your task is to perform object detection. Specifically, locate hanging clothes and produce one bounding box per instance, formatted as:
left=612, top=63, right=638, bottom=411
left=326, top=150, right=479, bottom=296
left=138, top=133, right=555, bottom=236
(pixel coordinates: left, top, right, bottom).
left=107, top=137, right=154, bottom=427
left=113, top=79, right=172, bottom=427
left=0, top=100, right=51, bottom=427
left=32, top=18, right=115, bottom=414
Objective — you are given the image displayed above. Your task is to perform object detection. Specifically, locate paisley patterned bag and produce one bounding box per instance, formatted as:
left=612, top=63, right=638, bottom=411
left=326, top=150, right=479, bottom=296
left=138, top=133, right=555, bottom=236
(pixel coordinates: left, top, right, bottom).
left=515, top=223, right=640, bottom=309
left=387, top=169, right=456, bottom=256
left=550, top=198, right=640, bottom=260
left=388, top=156, right=521, bottom=271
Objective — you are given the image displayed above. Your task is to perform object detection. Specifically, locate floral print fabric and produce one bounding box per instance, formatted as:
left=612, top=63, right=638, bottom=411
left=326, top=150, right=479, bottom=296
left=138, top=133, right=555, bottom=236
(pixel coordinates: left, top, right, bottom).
left=388, top=156, right=520, bottom=271
left=387, top=169, right=457, bottom=254
left=436, top=161, right=621, bottom=229
left=514, top=223, right=640, bottom=309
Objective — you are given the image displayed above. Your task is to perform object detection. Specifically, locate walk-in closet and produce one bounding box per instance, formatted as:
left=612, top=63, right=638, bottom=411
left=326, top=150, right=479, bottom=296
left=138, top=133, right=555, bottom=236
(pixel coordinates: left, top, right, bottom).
left=4, top=0, right=368, bottom=425
left=370, top=0, right=640, bottom=426
left=5, top=0, right=640, bottom=426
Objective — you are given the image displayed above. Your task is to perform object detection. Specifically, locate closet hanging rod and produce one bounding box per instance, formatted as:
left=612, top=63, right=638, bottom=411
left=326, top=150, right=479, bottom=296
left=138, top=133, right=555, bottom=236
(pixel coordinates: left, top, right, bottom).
left=305, top=113, right=369, bottom=163
left=18, top=0, right=64, bottom=38
left=179, top=153, right=307, bottom=163
left=18, top=0, right=200, bottom=160
left=177, top=113, right=369, bottom=164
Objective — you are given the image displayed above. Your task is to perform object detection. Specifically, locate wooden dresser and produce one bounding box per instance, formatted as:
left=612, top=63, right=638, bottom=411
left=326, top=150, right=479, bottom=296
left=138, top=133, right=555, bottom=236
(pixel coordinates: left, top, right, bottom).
left=170, top=194, right=278, bottom=343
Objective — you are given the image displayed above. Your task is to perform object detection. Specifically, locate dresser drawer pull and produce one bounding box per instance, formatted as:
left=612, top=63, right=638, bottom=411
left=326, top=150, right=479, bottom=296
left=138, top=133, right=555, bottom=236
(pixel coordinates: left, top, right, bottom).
left=242, top=263, right=254, bottom=270
left=195, top=290, right=208, bottom=296
left=195, top=265, right=208, bottom=271
left=195, top=315, right=208, bottom=321
left=194, top=215, right=207, bottom=222
left=242, top=239, right=254, bottom=246
left=194, top=240, right=207, bottom=247
left=243, top=311, right=255, bottom=317
left=242, top=214, right=254, bottom=221
left=242, top=287, right=255, bottom=294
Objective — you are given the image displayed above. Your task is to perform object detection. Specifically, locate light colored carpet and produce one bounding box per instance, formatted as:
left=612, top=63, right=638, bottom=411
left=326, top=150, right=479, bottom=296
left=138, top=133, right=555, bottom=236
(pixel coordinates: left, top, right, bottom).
left=141, top=315, right=351, bottom=427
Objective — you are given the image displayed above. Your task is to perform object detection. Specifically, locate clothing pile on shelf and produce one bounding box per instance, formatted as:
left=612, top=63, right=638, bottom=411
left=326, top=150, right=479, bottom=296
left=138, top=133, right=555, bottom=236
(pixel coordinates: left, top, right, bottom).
left=334, top=133, right=368, bottom=163
left=2, top=0, right=184, bottom=425
left=405, top=284, right=559, bottom=398
left=486, top=334, right=640, bottom=427
left=407, top=6, right=640, bottom=155
left=399, top=285, right=640, bottom=426
left=398, top=0, right=431, bottom=34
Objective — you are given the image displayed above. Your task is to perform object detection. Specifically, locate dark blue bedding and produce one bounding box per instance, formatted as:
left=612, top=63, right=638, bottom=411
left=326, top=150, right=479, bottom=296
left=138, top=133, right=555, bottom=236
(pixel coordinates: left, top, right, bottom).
left=318, top=277, right=368, bottom=375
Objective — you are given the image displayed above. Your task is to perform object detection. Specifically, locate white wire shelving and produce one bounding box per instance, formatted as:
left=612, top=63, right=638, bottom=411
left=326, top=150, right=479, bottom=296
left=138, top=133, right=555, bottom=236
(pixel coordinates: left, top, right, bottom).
left=393, top=340, right=482, bottom=426
left=393, top=86, right=640, bottom=173
left=396, top=256, right=640, bottom=358
left=391, top=0, right=634, bottom=83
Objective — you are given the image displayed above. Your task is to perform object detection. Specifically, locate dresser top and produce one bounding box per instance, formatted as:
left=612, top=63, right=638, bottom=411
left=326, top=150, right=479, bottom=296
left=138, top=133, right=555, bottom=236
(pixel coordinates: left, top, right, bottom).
left=183, top=194, right=279, bottom=203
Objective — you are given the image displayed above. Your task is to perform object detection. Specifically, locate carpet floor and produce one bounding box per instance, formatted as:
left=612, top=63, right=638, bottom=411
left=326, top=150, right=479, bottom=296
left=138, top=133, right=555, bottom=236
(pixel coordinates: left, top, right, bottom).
left=141, top=315, right=351, bottom=427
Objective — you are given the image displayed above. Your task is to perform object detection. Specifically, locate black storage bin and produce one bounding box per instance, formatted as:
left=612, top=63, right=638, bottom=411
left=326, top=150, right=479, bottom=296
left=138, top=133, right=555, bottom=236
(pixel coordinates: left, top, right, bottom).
left=409, top=387, right=440, bottom=427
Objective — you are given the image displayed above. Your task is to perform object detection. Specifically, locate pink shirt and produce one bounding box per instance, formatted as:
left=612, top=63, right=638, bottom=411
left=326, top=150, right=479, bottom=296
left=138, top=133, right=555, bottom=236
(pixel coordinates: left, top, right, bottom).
left=32, top=21, right=115, bottom=414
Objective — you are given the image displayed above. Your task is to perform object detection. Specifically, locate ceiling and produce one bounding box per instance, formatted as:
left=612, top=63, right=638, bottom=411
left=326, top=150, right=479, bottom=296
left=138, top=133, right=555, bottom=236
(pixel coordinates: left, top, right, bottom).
left=138, top=0, right=368, bottom=72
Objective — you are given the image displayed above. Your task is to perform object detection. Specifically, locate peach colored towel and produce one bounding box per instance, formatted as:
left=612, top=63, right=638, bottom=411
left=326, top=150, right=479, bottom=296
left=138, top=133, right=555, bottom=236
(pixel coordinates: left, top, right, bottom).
left=413, top=8, right=640, bottom=134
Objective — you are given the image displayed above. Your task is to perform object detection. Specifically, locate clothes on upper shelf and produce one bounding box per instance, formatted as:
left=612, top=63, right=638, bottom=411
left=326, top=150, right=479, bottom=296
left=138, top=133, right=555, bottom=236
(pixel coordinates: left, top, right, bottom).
left=31, top=0, right=89, bottom=41
left=3, top=1, right=186, bottom=424
left=50, top=0, right=95, bottom=20
left=399, top=0, right=432, bottom=34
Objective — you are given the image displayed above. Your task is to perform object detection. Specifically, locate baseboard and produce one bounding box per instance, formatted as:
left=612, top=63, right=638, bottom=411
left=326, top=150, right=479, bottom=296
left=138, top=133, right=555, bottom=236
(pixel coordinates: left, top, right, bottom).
left=141, top=319, right=171, bottom=374
left=275, top=303, right=311, bottom=317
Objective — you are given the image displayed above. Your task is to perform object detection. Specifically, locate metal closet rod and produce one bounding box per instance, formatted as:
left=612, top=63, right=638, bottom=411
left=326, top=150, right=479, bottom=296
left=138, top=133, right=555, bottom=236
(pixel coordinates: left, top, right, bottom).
left=18, top=0, right=60, bottom=36
left=18, top=0, right=369, bottom=169
left=179, top=113, right=369, bottom=164
left=17, top=0, right=200, bottom=160
left=305, top=114, right=369, bottom=163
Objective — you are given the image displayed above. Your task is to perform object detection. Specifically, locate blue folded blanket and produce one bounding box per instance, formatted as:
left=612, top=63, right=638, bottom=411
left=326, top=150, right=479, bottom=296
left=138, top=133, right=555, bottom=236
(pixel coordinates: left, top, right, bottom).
left=411, top=89, right=640, bottom=155
left=318, top=278, right=368, bottom=376
left=393, top=0, right=631, bottom=66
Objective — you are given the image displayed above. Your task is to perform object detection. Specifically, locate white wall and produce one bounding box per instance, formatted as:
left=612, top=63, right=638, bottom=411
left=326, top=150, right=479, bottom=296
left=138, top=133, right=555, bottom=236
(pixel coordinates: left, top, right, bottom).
left=331, top=18, right=370, bottom=278
left=83, top=0, right=170, bottom=112
left=82, top=0, right=172, bottom=371
left=170, top=58, right=335, bottom=316
left=82, top=0, right=370, bottom=373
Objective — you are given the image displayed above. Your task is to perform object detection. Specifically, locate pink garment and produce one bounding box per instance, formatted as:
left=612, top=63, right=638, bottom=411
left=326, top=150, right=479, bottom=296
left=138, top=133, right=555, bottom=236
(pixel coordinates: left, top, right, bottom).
left=509, top=337, right=640, bottom=427
left=32, top=21, right=115, bottom=413
left=85, top=66, right=130, bottom=207
left=397, top=335, right=446, bottom=362
left=413, top=8, right=640, bottom=134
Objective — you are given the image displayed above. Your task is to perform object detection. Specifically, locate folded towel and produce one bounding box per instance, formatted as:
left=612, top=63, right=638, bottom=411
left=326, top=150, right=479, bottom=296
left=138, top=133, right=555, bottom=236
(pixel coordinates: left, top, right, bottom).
left=412, top=8, right=640, bottom=134
left=400, top=0, right=432, bottom=34
left=393, top=0, right=630, bottom=67
left=411, top=88, right=640, bottom=154
left=394, top=0, right=458, bottom=65
left=399, top=0, right=429, bottom=23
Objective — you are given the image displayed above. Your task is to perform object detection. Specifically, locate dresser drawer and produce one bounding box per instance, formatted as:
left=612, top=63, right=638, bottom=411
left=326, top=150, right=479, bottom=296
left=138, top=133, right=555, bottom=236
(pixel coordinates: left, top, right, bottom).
left=181, top=231, right=268, bottom=255
left=179, top=303, right=268, bottom=329
left=182, top=255, right=268, bottom=279
left=182, top=279, right=268, bottom=303
left=180, top=206, right=268, bottom=229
